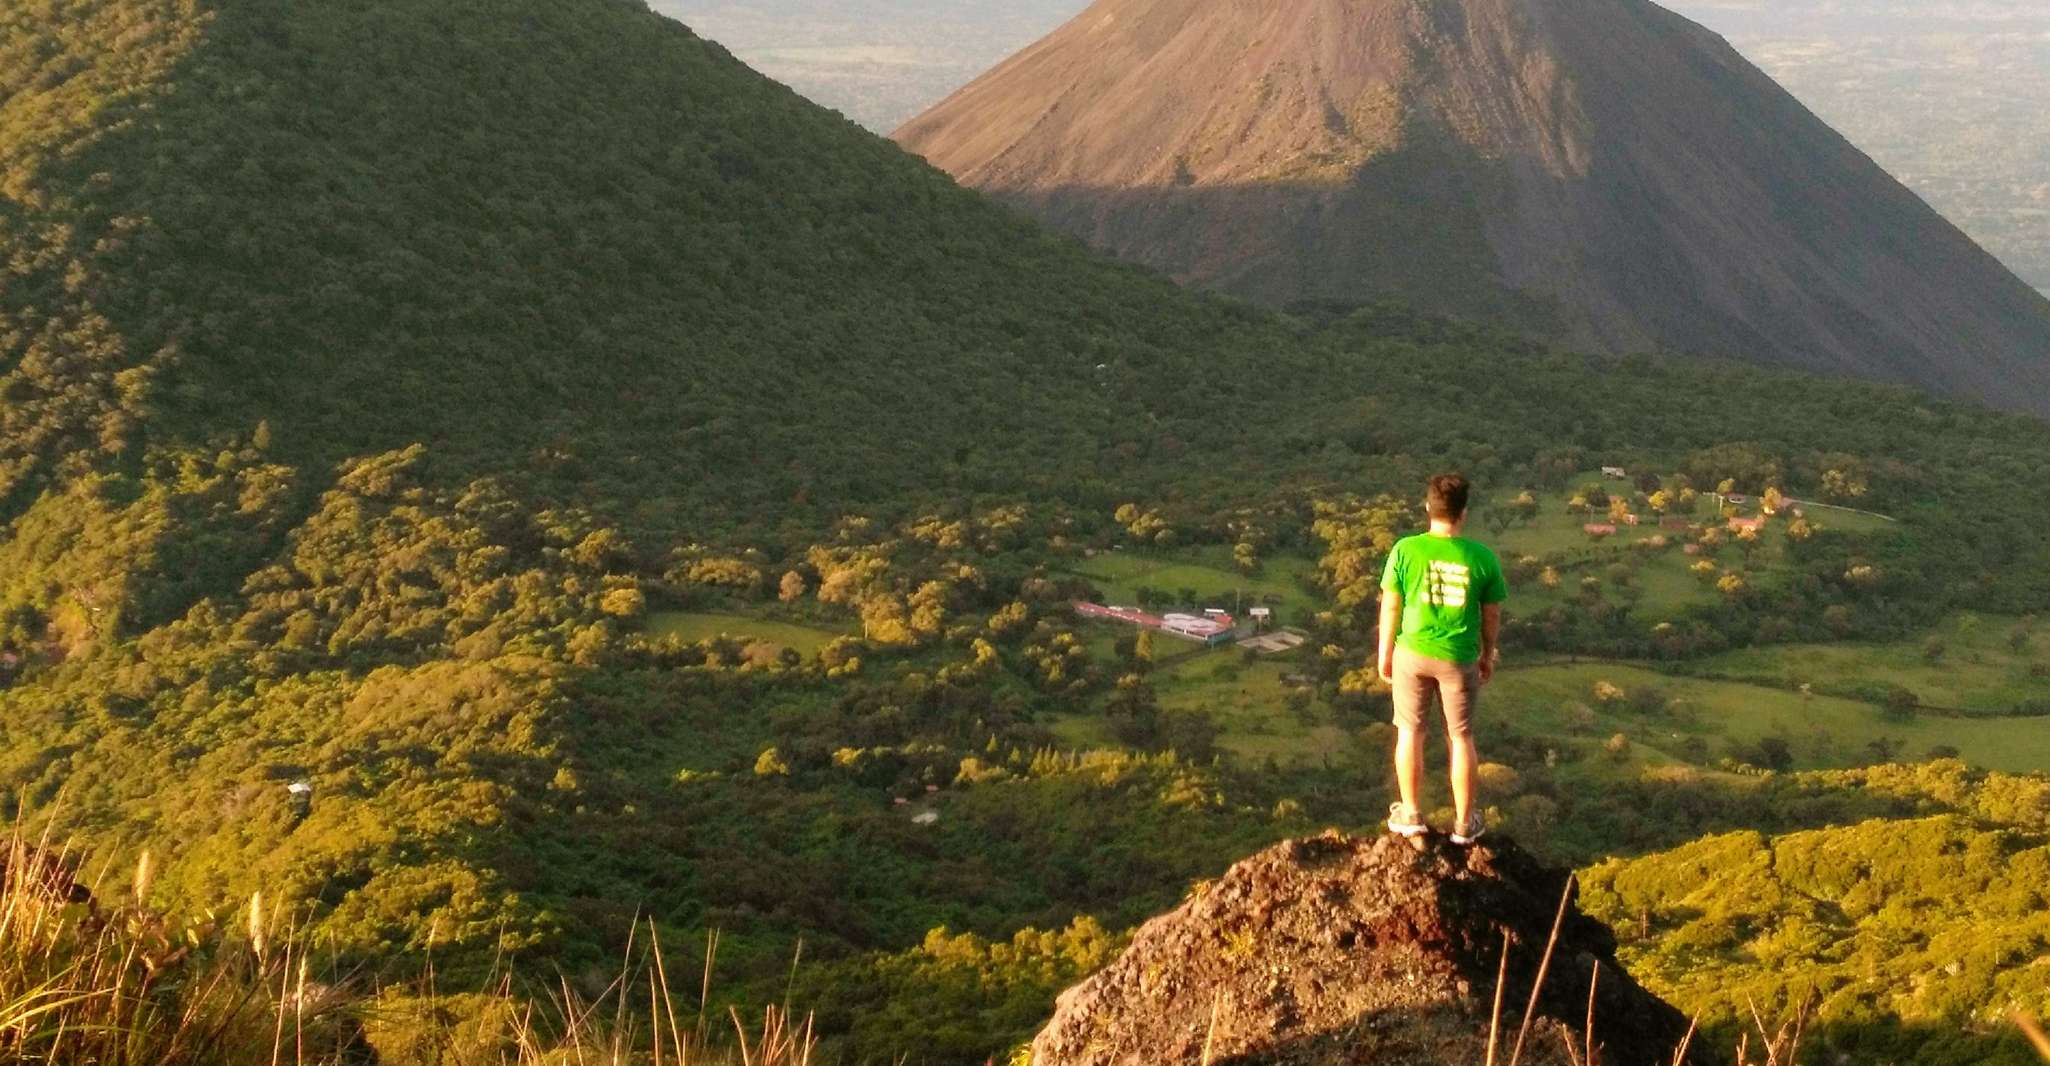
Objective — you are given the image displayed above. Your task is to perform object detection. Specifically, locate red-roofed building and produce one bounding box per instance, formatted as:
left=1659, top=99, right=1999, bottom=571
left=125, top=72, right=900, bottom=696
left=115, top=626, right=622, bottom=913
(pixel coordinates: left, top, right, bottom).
left=1074, top=602, right=1164, bottom=628
left=1074, top=601, right=1236, bottom=645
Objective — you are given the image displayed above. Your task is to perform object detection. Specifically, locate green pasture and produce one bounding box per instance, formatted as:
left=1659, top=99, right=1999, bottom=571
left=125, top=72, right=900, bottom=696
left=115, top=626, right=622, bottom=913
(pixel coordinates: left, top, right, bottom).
left=1498, top=542, right=1732, bottom=625
left=1502, top=550, right=1722, bottom=624
left=1152, top=656, right=1343, bottom=763
left=1490, top=661, right=2050, bottom=774
left=1483, top=472, right=1895, bottom=624
left=1076, top=623, right=1128, bottom=663
left=1057, top=548, right=1319, bottom=622
left=644, top=611, right=844, bottom=657
left=1626, top=561, right=1716, bottom=613
left=1694, top=614, right=2048, bottom=714
left=1045, top=712, right=1108, bottom=750
left=1489, top=472, right=1890, bottom=560
left=1055, top=607, right=2048, bottom=778
left=1050, top=641, right=1341, bottom=765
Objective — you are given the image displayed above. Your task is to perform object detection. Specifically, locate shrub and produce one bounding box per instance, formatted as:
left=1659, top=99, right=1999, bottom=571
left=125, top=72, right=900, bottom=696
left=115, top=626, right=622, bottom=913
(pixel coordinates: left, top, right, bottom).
left=1157, top=709, right=1221, bottom=763
left=1878, top=685, right=1920, bottom=723
left=1476, top=762, right=1524, bottom=797
left=1626, top=685, right=1669, bottom=716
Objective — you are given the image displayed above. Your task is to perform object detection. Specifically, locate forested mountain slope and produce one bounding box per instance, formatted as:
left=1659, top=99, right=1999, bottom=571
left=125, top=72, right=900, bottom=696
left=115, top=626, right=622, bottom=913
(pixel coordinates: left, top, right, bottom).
left=0, top=0, right=1308, bottom=529
left=895, top=0, right=2050, bottom=416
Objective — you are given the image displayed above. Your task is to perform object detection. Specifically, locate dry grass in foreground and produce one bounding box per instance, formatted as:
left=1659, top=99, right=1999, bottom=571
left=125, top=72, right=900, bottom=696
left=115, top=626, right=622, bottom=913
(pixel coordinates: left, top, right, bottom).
left=10, top=816, right=2050, bottom=1066
left=0, top=820, right=812, bottom=1065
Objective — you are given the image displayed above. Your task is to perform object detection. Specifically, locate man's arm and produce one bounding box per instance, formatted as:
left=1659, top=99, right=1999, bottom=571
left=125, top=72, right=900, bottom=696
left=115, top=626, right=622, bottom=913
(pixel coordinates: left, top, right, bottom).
left=1378, top=589, right=1402, bottom=682
left=1478, top=602, right=1502, bottom=683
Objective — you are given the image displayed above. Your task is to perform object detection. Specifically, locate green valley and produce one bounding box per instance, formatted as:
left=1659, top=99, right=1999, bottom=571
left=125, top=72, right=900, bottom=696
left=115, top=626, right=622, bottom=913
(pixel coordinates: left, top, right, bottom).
left=2, top=0, right=2050, bottom=1063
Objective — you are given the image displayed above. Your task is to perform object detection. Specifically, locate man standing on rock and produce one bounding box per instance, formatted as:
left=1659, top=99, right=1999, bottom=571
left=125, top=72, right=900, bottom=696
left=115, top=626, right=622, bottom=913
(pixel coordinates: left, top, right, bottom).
left=1378, top=473, right=1507, bottom=844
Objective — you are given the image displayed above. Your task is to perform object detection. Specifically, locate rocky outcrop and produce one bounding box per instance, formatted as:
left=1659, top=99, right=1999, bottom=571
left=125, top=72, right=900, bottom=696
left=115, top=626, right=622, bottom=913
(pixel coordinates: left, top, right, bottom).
left=1031, top=831, right=1704, bottom=1065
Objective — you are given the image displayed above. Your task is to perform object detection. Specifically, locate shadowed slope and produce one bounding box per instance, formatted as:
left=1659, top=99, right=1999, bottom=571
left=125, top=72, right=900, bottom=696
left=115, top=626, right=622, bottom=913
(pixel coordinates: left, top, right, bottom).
left=897, top=0, right=2050, bottom=416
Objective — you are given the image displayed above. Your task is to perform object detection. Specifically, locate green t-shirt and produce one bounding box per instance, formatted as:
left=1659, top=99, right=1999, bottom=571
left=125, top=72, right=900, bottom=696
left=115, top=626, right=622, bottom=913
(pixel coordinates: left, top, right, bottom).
left=1380, top=533, right=1508, bottom=664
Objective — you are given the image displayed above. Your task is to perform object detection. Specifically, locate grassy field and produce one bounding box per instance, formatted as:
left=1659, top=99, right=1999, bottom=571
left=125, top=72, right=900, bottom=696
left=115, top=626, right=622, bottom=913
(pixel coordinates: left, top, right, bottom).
left=1151, top=655, right=1345, bottom=763
left=1045, top=711, right=1112, bottom=751
left=1057, top=548, right=1320, bottom=623
left=1496, top=544, right=1721, bottom=624
left=1485, top=473, right=1890, bottom=624
left=644, top=611, right=845, bottom=657
left=1488, top=661, right=2050, bottom=774
left=1050, top=636, right=1342, bottom=765
left=1052, top=619, right=2049, bottom=778
left=1490, top=473, right=1893, bottom=553
left=1692, top=614, right=2047, bottom=713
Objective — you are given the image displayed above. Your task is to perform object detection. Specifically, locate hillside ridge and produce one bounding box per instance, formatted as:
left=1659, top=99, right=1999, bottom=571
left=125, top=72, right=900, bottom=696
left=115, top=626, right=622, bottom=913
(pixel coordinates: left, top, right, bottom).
left=0, top=0, right=1303, bottom=530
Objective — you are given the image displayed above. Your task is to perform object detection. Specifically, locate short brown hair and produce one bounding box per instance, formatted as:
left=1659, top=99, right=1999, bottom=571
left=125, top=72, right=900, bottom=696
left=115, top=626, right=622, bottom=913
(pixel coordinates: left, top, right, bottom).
left=1426, top=474, right=1471, bottom=520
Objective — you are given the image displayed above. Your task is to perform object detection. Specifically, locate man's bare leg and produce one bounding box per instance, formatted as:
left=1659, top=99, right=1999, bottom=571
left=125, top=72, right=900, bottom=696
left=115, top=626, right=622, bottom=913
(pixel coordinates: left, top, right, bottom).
left=1395, top=725, right=1425, bottom=813
left=1448, top=731, right=1479, bottom=826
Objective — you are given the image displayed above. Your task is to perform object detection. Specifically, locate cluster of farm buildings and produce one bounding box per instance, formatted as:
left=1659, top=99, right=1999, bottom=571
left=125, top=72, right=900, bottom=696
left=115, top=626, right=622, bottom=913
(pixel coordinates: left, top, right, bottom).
left=1072, top=601, right=1291, bottom=648
left=1583, top=469, right=1791, bottom=538
left=1582, top=508, right=1785, bottom=539
left=1073, top=602, right=1240, bottom=644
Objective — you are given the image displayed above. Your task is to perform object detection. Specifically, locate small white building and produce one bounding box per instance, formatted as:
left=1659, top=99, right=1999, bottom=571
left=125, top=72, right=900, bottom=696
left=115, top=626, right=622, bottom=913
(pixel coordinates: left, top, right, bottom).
left=286, top=781, right=313, bottom=818
left=1159, top=612, right=1234, bottom=644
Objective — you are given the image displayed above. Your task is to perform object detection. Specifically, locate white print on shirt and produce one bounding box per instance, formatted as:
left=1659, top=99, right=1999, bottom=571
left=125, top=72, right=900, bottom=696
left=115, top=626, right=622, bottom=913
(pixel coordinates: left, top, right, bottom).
left=1423, top=559, right=1470, bottom=608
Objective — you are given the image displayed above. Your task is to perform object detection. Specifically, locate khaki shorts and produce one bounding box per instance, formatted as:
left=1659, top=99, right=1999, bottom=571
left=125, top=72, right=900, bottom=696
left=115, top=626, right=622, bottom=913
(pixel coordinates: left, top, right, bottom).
left=1391, top=646, right=1479, bottom=738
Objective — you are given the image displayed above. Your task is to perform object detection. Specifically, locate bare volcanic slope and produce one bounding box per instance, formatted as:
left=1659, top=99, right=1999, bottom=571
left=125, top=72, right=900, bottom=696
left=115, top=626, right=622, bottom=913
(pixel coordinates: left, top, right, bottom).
left=1032, top=831, right=1704, bottom=1066
left=895, top=0, right=2050, bottom=417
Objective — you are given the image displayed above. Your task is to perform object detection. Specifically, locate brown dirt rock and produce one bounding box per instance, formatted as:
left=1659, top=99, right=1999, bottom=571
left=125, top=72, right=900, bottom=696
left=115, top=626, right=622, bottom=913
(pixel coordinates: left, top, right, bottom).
left=1029, top=830, right=1705, bottom=1066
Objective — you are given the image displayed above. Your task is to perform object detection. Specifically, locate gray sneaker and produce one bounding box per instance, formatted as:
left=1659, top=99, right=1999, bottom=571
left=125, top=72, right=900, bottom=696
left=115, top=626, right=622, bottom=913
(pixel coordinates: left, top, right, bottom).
left=1387, top=802, right=1426, bottom=837
left=1451, top=812, right=1486, bottom=845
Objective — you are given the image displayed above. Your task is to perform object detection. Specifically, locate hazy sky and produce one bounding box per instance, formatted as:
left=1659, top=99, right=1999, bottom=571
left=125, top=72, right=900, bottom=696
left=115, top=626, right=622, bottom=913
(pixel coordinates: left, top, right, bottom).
left=654, top=0, right=2050, bottom=291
